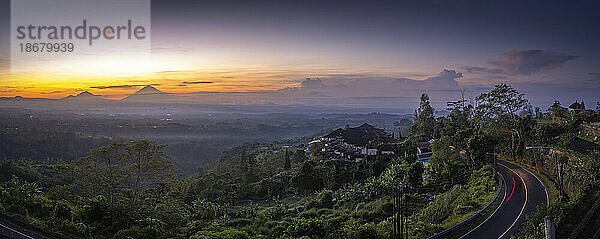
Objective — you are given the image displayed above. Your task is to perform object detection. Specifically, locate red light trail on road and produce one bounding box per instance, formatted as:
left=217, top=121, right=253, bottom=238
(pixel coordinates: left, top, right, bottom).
left=507, top=177, right=516, bottom=202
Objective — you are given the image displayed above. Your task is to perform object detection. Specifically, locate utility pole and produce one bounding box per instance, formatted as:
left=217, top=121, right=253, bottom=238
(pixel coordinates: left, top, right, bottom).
left=485, top=151, right=498, bottom=174
left=393, top=182, right=408, bottom=239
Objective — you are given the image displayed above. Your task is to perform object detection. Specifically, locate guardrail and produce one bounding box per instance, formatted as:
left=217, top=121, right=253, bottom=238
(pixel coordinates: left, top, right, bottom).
left=0, top=211, right=63, bottom=239
left=427, top=171, right=504, bottom=239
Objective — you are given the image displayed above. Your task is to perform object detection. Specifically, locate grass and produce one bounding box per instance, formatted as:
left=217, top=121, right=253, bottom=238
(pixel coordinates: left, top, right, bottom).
left=536, top=119, right=553, bottom=124
left=531, top=167, right=560, bottom=205
left=418, top=166, right=501, bottom=238
left=438, top=174, right=506, bottom=238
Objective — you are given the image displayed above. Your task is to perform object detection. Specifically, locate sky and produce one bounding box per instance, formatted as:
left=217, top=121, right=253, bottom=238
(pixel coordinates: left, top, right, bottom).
left=0, top=0, right=599, bottom=108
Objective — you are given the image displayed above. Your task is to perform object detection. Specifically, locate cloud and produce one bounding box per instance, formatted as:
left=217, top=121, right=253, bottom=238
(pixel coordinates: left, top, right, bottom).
left=182, top=81, right=213, bottom=84
left=177, top=90, right=270, bottom=95
left=275, top=69, right=464, bottom=101
left=90, top=84, right=159, bottom=89
left=490, top=50, right=579, bottom=75
left=423, top=69, right=462, bottom=86
left=40, top=90, right=68, bottom=94
left=300, top=78, right=325, bottom=89
left=464, top=66, right=505, bottom=75
left=177, top=81, right=214, bottom=87
left=585, top=73, right=600, bottom=82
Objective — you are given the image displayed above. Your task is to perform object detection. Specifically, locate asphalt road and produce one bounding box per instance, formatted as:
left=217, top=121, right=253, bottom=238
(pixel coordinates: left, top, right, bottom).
left=0, top=216, right=50, bottom=239
left=461, top=160, right=548, bottom=239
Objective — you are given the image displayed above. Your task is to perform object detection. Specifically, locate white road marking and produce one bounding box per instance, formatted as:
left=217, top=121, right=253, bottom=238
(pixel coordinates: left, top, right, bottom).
left=459, top=170, right=507, bottom=239
left=0, top=221, right=35, bottom=239
left=520, top=166, right=549, bottom=206
left=498, top=164, right=528, bottom=239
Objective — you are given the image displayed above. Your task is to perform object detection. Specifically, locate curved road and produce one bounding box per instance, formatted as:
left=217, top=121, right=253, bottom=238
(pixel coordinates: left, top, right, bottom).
left=0, top=216, right=50, bottom=239
left=0, top=160, right=550, bottom=239
left=461, top=160, right=548, bottom=239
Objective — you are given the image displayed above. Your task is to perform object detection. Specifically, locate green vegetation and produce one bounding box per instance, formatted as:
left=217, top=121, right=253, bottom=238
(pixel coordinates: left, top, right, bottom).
left=1, top=83, right=598, bottom=238
left=508, top=100, right=600, bottom=238
left=536, top=119, right=553, bottom=124
left=412, top=166, right=497, bottom=238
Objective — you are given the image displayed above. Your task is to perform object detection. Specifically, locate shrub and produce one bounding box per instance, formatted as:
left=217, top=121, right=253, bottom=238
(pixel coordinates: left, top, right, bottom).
left=345, top=222, right=378, bottom=239
left=191, top=229, right=250, bottom=239
left=290, top=162, right=323, bottom=194
left=190, top=199, right=218, bottom=221
left=318, top=190, right=334, bottom=206
left=113, top=226, right=160, bottom=239
left=285, top=217, right=329, bottom=238
left=411, top=221, right=445, bottom=238
left=376, top=220, right=392, bottom=239
left=186, top=220, right=210, bottom=235
left=298, top=208, right=319, bottom=218
left=52, top=200, right=72, bottom=221
left=226, top=218, right=253, bottom=227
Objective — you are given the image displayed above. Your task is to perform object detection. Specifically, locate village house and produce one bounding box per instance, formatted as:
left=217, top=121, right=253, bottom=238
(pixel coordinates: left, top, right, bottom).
left=307, top=123, right=398, bottom=170
left=416, top=139, right=434, bottom=167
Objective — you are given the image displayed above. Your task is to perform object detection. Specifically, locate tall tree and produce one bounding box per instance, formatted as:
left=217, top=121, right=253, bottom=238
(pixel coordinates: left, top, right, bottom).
left=410, top=93, right=436, bottom=138
left=466, top=131, right=496, bottom=168
left=77, top=142, right=128, bottom=226
left=126, top=139, right=175, bottom=204
left=428, top=136, right=464, bottom=184
left=444, top=91, right=474, bottom=148
left=406, top=162, right=424, bottom=188
left=476, top=83, right=529, bottom=156
left=284, top=148, right=291, bottom=170
left=289, top=162, right=322, bottom=194
left=240, top=150, right=258, bottom=184
left=476, top=83, right=529, bottom=122
left=78, top=139, right=176, bottom=224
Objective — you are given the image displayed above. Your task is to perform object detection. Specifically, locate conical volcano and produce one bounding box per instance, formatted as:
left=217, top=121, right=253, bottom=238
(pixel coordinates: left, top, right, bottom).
left=123, top=85, right=176, bottom=102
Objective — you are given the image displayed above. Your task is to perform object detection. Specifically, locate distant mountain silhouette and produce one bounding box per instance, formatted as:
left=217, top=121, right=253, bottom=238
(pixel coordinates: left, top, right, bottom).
left=0, top=86, right=183, bottom=104
left=132, top=85, right=165, bottom=95
left=61, top=91, right=102, bottom=100
left=122, top=85, right=177, bottom=102
left=0, top=95, right=54, bottom=101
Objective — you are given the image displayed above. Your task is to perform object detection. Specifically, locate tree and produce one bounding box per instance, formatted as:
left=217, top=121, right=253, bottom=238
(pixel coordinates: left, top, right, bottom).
left=410, top=93, right=436, bottom=138
left=289, top=162, right=322, bottom=194
left=126, top=139, right=175, bottom=204
left=428, top=136, right=464, bottom=184
left=534, top=107, right=543, bottom=120
left=476, top=83, right=529, bottom=122
left=476, top=83, right=529, bottom=156
left=77, top=139, right=176, bottom=224
left=77, top=142, right=128, bottom=225
left=381, top=161, right=404, bottom=186
left=466, top=132, right=496, bottom=168
left=406, top=162, right=424, bottom=188
left=444, top=92, right=475, bottom=148
left=240, top=150, right=259, bottom=184
left=292, top=149, right=307, bottom=165
left=284, top=148, right=291, bottom=171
